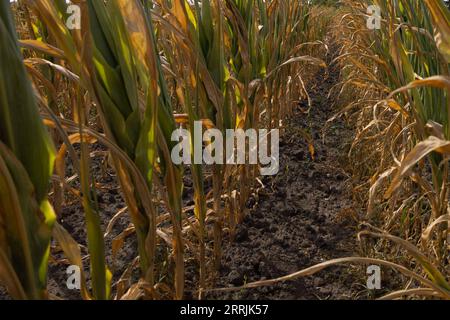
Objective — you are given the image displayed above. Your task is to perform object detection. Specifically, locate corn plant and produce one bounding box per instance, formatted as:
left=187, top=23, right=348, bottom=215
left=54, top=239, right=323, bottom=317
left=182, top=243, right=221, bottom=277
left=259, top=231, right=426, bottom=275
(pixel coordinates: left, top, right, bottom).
left=333, top=0, right=450, bottom=297
left=0, top=2, right=55, bottom=299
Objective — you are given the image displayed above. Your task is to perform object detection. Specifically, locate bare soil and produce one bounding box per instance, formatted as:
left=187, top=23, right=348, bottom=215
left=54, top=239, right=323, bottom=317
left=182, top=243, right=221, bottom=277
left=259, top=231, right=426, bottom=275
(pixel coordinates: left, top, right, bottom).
left=206, top=47, right=366, bottom=300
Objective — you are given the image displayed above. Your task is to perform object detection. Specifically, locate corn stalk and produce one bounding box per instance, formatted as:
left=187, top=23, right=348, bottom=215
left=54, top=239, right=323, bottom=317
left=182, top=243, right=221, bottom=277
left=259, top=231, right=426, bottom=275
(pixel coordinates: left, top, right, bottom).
left=0, top=3, right=56, bottom=300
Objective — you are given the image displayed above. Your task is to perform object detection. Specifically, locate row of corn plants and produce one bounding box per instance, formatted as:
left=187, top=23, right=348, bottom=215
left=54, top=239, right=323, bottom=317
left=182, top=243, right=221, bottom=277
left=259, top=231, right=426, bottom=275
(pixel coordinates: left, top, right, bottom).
left=1, top=0, right=323, bottom=299
left=332, top=0, right=450, bottom=298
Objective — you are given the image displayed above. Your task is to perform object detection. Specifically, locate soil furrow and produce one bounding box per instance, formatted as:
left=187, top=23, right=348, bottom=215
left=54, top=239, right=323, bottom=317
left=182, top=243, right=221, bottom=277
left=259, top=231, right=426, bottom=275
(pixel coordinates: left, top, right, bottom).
left=209, top=43, right=362, bottom=300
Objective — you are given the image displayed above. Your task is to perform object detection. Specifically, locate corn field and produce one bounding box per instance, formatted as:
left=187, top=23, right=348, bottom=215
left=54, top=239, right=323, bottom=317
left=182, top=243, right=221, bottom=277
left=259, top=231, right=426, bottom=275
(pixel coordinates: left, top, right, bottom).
left=0, top=0, right=449, bottom=301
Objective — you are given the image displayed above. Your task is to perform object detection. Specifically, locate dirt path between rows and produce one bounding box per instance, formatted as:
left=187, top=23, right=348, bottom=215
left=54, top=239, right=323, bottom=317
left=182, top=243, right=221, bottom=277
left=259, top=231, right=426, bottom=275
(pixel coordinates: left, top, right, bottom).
left=207, top=43, right=365, bottom=300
